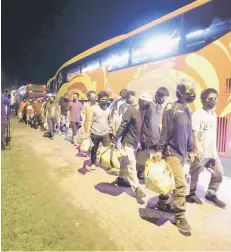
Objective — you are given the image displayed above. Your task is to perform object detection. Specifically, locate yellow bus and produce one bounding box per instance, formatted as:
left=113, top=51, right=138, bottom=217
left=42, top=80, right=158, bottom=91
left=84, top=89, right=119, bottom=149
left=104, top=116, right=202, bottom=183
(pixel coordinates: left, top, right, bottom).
left=52, top=0, right=231, bottom=156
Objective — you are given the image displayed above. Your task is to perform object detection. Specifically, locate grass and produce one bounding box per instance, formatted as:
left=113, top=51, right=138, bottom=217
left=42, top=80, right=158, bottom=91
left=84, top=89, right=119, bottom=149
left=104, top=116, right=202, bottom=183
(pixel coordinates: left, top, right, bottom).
left=1, top=128, right=118, bottom=251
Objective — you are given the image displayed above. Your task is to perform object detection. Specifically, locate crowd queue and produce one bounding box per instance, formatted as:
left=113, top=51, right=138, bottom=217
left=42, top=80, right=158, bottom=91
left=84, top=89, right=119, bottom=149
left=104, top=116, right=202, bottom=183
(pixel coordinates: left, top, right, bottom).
left=2, top=79, right=226, bottom=233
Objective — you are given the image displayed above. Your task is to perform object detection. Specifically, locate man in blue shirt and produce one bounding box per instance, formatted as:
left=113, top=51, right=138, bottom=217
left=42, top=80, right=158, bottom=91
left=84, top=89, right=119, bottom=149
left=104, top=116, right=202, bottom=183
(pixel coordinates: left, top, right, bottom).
left=1, top=90, right=11, bottom=150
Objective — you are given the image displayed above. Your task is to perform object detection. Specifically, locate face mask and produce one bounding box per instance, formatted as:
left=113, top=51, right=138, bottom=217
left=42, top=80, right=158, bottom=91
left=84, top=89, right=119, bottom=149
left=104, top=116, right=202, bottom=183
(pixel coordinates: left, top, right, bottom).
left=73, top=98, right=77, bottom=102
left=64, top=98, right=68, bottom=102
left=185, top=95, right=196, bottom=103
left=100, top=100, right=108, bottom=105
left=127, top=99, right=134, bottom=105
left=155, top=95, right=165, bottom=105
left=99, top=100, right=108, bottom=109
left=185, top=91, right=196, bottom=103
left=205, top=100, right=217, bottom=110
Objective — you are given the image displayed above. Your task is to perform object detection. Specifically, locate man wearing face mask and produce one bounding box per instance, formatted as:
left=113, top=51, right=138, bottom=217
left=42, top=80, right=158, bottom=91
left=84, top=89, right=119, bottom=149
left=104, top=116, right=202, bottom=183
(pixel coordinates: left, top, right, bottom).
left=58, top=93, right=70, bottom=134
left=110, top=89, right=129, bottom=136
left=137, top=87, right=169, bottom=179
left=87, top=90, right=112, bottom=170
left=81, top=91, right=96, bottom=133
left=118, top=90, right=136, bottom=117
left=186, top=88, right=226, bottom=208
left=154, top=80, right=196, bottom=233
left=68, top=93, right=83, bottom=146
left=114, top=92, right=147, bottom=199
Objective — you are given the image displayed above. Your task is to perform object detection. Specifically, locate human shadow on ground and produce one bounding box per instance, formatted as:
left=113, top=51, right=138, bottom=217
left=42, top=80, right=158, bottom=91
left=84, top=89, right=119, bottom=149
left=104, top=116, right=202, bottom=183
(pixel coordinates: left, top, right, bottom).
left=139, top=196, right=191, bottom=236
left=77, top=159, right=110, bottom=175
left=139, top=196, right=174, bottom=226
left=77, top=159, right=91, bottom=175
left=94, top=182, right=145, bottom=204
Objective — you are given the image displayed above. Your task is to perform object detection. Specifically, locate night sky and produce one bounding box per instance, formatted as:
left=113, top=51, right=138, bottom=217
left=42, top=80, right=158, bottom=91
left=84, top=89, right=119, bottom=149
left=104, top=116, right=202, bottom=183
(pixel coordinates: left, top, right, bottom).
left=2, top=0, right=196, bottom=88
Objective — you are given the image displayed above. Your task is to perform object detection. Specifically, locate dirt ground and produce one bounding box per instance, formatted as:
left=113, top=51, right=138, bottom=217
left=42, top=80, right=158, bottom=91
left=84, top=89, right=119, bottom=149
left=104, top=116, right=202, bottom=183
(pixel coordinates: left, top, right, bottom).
left=2, top=117, right=231, bottom=251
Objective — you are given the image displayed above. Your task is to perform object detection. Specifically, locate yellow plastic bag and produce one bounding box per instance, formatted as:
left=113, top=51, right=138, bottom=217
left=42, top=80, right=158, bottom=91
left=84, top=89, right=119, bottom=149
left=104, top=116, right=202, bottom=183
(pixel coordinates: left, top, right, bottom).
left=145, top=159, right=175, bottom=195
left=98, top=146, right=127, bottom=169
left=80, top=138, right=94, bottom=152
left=76, top=127, right=86, bottom=144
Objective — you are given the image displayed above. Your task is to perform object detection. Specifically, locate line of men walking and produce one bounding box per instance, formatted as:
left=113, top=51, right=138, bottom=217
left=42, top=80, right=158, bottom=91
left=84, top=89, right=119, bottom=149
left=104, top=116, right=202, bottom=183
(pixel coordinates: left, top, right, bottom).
left=9, top=80, right=226, bottom=234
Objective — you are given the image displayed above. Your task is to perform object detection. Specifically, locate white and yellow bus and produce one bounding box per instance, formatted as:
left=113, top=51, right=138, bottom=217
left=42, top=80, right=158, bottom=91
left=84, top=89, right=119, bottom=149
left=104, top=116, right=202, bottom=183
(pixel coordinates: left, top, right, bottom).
left=51, top=0, right=231, bottom=156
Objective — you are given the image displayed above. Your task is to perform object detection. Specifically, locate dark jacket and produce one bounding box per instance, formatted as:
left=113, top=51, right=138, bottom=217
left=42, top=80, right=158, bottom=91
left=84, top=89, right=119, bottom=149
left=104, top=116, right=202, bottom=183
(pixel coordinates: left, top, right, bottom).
left=119, top=103, right=129, bottom=117
left=116, top=105, right=142, bottom=149
left=156, top=101, right=193, bottom=161
left=140, top=103, right=162, bottom=148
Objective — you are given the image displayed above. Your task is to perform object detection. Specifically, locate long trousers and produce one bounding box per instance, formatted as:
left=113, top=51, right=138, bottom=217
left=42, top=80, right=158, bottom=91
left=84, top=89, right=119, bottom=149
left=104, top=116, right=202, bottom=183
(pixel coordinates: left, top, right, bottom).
left=119, top=145, right=140, bottom=190
left=90, top=133, right=111, bottom=165
left=60, top=114, right=69, bottom=133
left=70, top=121, right=80, bottom=144
left=34, top=115, right=43, bottom=127
left=1, top=120, right=7, bottom=147
left=158, top=156, right=187, bottom=219
left=47, top=118, right=56, bottom=137
left=189, top=157, right=223, bottom=196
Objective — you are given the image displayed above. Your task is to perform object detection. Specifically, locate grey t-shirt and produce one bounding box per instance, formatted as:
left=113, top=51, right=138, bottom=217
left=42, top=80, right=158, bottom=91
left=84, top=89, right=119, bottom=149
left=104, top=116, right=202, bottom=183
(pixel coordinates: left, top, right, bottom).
left=46, top=102, right=58, bottom=119
left=90, top=104, right=111, bottom=136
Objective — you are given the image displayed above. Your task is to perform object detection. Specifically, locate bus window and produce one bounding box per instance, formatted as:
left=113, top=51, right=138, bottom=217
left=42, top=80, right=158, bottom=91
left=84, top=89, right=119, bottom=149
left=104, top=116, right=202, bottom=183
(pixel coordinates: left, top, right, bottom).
left=181, top=0, right=231, bottom=52
left=49, top=80, right=57, bottom=95
left=102, top=50, right=129, bottom=71
left=56, top=71, right=64, bottom=91
left=67, top=66, right=81, bottom=81
left=101, top=39, right=131, bottom=71
left=82, top=59, right=100, bottom=73
left=131, top=15, right=182, bottom=65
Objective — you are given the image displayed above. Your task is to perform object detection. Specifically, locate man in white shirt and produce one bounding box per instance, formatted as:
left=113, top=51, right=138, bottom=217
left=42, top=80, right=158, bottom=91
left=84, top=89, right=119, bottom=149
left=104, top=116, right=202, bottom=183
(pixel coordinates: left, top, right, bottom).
left=186, top=88, right=226, bottom=208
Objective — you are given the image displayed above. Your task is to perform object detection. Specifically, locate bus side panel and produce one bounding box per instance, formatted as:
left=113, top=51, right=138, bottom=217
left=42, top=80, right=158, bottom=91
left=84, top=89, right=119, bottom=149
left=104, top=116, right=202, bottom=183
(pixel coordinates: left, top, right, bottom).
left=56, top=67, right=108, bottom=100
left=59, top=32, right=231, bottom=156
left=107, top=32, right=231, bottom=156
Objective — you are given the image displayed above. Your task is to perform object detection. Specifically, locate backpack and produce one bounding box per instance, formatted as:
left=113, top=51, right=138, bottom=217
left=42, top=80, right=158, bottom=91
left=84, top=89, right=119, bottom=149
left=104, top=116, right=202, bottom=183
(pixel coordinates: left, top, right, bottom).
left=110, top=99, right=123, bottom=135
left=163, top=102, right=180, bottom=120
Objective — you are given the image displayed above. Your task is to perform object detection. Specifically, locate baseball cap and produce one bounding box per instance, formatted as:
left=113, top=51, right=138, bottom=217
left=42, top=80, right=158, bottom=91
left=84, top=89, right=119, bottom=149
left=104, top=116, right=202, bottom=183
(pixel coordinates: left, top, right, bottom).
left=139, top=93, right=153, bottom=102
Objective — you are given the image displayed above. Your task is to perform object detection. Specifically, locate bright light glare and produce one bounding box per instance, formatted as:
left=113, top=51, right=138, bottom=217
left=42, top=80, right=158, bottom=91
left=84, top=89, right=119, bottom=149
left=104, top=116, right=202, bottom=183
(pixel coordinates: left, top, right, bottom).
left=144, top=35, right=180, bottom=56
left=186, top=29, right=206, bottom=39
left=133, top=35, right=179, bottom=63
left=103, top=52, right=129, bottom=68
left=82, top=63, right=100, bottom=72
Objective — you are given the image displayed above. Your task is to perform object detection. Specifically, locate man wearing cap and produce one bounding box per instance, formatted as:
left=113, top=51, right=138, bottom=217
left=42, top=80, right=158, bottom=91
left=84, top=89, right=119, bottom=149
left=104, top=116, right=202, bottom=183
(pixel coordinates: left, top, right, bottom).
left=154, top=80, right=196, bottom=233
left=114, top=92, right=149, bottom=199
left=137, top=87, right=169, bottom=179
